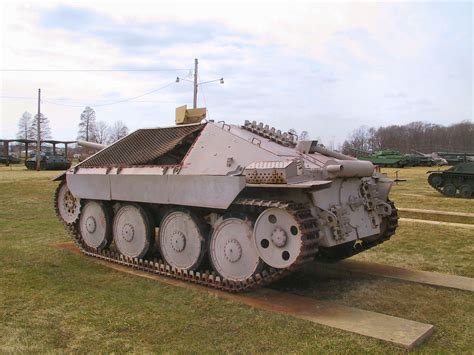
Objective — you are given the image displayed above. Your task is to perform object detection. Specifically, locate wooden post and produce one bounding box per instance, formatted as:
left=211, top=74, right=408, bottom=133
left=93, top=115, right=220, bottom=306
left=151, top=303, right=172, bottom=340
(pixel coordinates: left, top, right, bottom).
left=2, top=141, right=8, bottom=156
left=36, top=89, right=41, bottom=171
left=193, top=58, right=198, bottom=108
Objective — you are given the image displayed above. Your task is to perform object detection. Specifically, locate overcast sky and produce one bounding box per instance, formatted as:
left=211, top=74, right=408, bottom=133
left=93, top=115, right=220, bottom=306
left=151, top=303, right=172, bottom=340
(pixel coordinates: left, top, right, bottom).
left=0, top=0, right=472, bottom=145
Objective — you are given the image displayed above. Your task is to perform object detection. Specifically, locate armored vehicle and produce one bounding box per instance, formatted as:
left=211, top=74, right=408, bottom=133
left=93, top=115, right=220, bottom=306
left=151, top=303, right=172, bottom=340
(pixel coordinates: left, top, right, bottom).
left=0, top=155, right=21, bottom=165
left=412, top=151, right=448, bottom=166
left=53, top=106, right=398, bottom=292
left=26, top=152, right=71, bottom=170
left=436, top=152, right=474, bottom=165
left=403, top=153, right=436, bottom=167
left=350, top=148, right=408, bottom=168
left=427, top=162, right=474, bottom=198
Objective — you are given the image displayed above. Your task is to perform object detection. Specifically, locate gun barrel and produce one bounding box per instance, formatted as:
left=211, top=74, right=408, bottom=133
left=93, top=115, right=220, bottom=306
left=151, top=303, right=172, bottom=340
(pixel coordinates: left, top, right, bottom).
left=314, top=145, right=357, bottom=160
left=77, top=140, right=107, bottom=150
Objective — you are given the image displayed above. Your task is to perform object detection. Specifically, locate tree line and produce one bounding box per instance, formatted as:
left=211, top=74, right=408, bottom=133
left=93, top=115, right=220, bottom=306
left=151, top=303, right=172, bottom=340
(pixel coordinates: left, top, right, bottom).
left=17, top=107, right=129, bottom=146
left=341, top=121, right=474, bottom=154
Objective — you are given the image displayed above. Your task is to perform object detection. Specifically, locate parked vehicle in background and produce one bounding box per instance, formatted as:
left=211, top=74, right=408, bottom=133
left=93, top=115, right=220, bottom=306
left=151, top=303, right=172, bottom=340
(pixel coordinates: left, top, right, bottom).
left=25, top=152, right=71, bottom=170
left=427, top=162, right=474, bottom=198
left=0, top=155, right=21, bottom=165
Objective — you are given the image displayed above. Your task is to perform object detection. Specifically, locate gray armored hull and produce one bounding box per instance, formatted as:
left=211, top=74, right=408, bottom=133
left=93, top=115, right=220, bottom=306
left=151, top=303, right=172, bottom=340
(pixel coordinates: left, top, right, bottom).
left=54, top=117, right=398, bottom=291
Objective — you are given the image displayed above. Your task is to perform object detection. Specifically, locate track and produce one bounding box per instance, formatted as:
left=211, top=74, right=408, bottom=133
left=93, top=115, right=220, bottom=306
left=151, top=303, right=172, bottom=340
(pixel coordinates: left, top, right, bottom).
left=54, top=182, right=398, bottom=292
left=55, top=182, right=320, bottom=292
left=427, top=171, right=473, bottom=198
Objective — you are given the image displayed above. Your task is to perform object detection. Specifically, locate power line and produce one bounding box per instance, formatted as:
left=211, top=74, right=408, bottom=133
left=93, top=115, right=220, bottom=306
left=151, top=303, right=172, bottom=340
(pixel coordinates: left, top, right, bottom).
left=0, top=95, right=37, bottom=100
left=1, top=68, right=191, bottom=72
left=44, top=81, right=176, bottom=107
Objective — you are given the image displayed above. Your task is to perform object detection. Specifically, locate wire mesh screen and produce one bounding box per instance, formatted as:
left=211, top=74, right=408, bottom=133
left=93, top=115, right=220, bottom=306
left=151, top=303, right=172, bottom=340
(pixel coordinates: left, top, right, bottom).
left=78, top=124, right=205, bottom=167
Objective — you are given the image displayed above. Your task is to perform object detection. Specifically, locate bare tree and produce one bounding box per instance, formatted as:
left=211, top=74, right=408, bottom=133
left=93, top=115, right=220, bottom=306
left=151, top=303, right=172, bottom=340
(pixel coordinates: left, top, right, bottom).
left=17, top=111, right=32, bottom=139
left=299, top=131, right=310, bottom=141
left=108, top=120, right=129, bottom=143
left=78, top=106, right=97, bottom=142
left=28, top=113, right=52, bottom=141
left=343, top=120, right=474, bottom=154
left=95, top=121, right=109, bottom=144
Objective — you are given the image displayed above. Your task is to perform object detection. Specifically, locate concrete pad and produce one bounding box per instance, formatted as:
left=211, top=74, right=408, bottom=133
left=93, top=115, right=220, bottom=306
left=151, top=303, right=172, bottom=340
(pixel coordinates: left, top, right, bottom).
left=237, top=289, right=433, bottom=350
left=317, top=259, right=474, bottom=292
left=400, top=218, right=474, bottom=229
left=55, top=242, right=433, bottom=349
left=398, top=208, right=474, bottom=218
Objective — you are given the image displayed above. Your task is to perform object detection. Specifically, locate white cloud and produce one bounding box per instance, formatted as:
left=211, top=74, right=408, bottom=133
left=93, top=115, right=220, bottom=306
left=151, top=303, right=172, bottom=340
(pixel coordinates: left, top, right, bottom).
left=0, top=0, right=472, bottom=144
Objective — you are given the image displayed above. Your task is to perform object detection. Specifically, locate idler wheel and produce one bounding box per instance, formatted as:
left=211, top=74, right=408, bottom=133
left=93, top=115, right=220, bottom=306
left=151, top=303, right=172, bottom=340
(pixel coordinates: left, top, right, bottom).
left=442, top=184, right=457, bottom=197
left=113, top=204, right=153, bottom=258
left=159, top=210, right=206, bottom=271
left=79, top=201, right=112, bottom=249
left=209, top=216, right=263, bottom=282
left=55, top=181, right=81, bottom=225
left=253, top=208, right=303, bottom=269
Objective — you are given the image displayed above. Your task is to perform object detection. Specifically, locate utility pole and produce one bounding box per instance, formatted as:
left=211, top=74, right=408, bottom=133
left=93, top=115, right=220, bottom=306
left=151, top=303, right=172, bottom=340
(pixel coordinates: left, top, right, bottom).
left=36, top=88, right=41, bottom=171
left=176, top=59, right=223, bottom=108
left=193, top=58, right=198, bottom=109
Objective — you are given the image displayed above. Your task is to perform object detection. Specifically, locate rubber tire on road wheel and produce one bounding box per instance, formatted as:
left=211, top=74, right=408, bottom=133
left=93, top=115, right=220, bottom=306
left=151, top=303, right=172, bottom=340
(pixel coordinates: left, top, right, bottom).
left=459, top=185, right=472, bottom=198
left=442, top=183, right=456, bottom=197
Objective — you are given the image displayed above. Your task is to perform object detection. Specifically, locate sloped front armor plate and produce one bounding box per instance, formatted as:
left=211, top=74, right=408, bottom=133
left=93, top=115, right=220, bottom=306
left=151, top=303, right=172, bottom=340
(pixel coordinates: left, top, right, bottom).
left=78, top=124, right=205, bottom=167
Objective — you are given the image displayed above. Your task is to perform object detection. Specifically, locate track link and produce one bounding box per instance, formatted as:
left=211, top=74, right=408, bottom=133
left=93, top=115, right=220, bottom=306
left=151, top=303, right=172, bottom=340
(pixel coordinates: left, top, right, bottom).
left=54, top=188, right=320, bottom=292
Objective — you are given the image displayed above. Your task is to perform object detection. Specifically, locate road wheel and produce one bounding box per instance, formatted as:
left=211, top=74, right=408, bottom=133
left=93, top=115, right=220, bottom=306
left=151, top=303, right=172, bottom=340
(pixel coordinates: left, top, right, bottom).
left=442, top=184, right=456, bottom=197
left=159, top=209, right=206, bottom=271
left=113, top=203, right=153, bottom=258
left=209, top=216, right=263, bottom=282
left=79, top=201, right=113, bottom=250
left=459, top=185, right=472, bottom=198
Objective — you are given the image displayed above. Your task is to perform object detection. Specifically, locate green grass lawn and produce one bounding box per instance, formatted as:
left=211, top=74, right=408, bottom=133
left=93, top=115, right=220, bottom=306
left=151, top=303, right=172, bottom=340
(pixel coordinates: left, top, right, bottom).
left=0, top=166, right=473, bottom=353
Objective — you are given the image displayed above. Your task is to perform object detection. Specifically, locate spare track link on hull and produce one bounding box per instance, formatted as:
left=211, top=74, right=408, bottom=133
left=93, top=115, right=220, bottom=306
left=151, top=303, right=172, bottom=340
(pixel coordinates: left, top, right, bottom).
left=54, top=187, right=320, bottom=292
left=316, top=200, right=399, bottom=262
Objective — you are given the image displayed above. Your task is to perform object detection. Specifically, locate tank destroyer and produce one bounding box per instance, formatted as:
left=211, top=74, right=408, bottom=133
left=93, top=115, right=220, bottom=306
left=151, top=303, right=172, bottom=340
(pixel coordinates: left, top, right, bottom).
left=26, top=152, right=71, bottom=170
left=427, top=162, right=474, bottom=198
left=53, top=106, right=399, bottom=292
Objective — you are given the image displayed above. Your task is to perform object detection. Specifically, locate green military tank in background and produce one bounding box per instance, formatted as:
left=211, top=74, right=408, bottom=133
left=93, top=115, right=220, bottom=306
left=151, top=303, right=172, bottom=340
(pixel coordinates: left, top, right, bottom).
left=403, top=153, right=436, bottom=167
left=0, top=155, right=21, bottom=165
left=25, top=152, right=71, bottom=170
left=427, top=162, right=474, bottom=198
left=350, top=148, right=409, bottom=168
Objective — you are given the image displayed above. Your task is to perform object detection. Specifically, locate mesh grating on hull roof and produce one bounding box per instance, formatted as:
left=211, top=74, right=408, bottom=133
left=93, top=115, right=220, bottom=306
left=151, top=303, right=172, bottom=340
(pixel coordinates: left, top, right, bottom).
left=78, top=124, right=205, bottom=167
